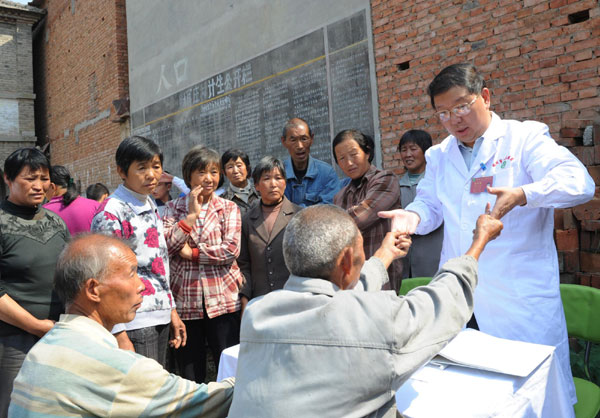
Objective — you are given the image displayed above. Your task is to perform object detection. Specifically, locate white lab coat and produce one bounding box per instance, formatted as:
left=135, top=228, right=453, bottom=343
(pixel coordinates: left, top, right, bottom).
left=407, top=113, right=595, bottom=405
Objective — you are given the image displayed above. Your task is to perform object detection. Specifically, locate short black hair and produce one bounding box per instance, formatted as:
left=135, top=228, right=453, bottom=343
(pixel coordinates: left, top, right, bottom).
left=427, top=63, right=486, bottom=109
left=221, top=149, right=251, bottom=176
left=252, top=156, right=287, bottom=185
left=398, top=130, right=433, bottom=154
left=4, top=148, right=50, bottom=181
left=50, top=165, right=79, bottom=206
left=282, top=117, right=313, bottom=138
left=182, top=146, right=221, bottom=188
left=86, top=183, right=110, bottom=201
left=332, top=129, right=375, bottom=164
left=115, top=136, right=163, bottom=174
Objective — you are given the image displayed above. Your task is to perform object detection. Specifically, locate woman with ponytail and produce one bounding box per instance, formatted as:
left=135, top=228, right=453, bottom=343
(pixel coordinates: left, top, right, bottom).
left=43, top=165, right=100, bottom=235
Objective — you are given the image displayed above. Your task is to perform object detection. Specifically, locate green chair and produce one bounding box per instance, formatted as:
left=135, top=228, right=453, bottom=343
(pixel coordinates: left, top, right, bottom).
left=560, top=283, right=600, bottom=418
left=398, top=277, right=432, bottom=296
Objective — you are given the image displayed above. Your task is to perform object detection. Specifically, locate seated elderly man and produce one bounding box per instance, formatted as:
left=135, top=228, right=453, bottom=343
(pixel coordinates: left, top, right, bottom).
left=228, top=204, right=502, bottom=417
left=9, top=234, right=234, bottom=418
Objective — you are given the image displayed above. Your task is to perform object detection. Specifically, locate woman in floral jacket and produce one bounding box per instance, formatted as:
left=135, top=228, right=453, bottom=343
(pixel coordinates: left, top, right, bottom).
left=91, top=136, right=185, bottom=367
left=163, top=146, right=243, bottom=383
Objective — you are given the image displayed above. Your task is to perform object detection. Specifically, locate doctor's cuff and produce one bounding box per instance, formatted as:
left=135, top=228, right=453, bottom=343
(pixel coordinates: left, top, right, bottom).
left=519, top=183, right=540, bottom=208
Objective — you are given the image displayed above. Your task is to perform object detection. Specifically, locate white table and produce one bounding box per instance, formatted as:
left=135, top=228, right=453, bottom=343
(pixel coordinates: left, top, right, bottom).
left=218, top=339, right=574, bottom=418
left=217, top=344, right=240, bottom=382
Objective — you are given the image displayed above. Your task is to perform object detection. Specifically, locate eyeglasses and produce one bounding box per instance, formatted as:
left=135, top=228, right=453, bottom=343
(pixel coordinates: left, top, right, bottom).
left=436, top=96, right=478, bottom=122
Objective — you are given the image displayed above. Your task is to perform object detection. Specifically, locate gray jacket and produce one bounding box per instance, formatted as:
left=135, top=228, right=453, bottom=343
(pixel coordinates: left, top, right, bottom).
left=228, top=255, right=478, bottom=418
left=399, top=172, right=444, bottom=278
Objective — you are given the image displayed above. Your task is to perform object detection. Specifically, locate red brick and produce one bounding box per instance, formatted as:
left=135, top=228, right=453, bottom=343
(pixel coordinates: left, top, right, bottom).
left=581, top=220, right=600, bottom=231
left=554, top=208, right=565, bottom=229
left=560, top=127, right=582, bottom=138
left=563, top=250, right=580, bottom=272
left=555, top=229, right=579, bottom=251
left=595, top=145, right=600, bottom=165
left=571, top=146, right=594, bottom=165
left=579, top=273, right=592, bottom=286
left=573, top=199, right=600, bottom=221
left=587, top=166, right=600, bottom=185
left=563, top=208, right=578, bottom=230
left=581, top=251, right=600, bottom=273
left=580, top=230, right=600, bottom=251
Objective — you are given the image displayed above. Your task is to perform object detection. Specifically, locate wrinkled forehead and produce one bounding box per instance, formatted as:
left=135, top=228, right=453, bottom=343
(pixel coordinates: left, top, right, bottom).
left=105, top=243, right=138, bottom=271
left=286, top=122, right=310, bottom=137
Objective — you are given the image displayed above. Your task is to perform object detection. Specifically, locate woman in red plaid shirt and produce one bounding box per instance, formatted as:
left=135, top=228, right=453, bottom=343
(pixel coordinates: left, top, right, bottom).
left=163, top=146, right=243, bottom=383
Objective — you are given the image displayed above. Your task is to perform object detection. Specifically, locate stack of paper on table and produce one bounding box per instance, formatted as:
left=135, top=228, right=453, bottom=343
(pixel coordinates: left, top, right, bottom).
left=429, top=329, right=553, bottom=376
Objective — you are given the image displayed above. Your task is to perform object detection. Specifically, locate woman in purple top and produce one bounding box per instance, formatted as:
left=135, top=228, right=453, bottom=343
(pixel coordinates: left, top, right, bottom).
left=43, top=166, right=100, bottom=235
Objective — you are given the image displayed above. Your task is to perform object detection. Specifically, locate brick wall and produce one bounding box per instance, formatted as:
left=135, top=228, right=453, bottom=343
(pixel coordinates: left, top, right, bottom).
left=32, top=0, right=129, bottom=191
left=371, top=0, right=599, bottom=285
left=0, top=4, right=42, bottom=164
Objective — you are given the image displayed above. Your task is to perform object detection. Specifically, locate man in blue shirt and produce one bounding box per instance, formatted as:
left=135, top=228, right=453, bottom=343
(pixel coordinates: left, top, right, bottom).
left=281, top=118, right=340, bottom=206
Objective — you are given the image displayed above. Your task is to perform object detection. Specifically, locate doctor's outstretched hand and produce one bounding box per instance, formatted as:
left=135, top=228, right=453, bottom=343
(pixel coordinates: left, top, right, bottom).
left=486, top=185, right=526, bottom=220
left=378, top=209, right=420, bottom=235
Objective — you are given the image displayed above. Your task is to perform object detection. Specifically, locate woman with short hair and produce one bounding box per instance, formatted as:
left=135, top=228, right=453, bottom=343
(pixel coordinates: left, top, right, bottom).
left=397, top=130, right=443, bottom=278
left=91, top=136, right=185, bottom=366
left=0, top=148, right=69, bottom=415
left=333, top=129, right=403, bottom=292
left=220, top=148, right=259, bottom=217
left=237, top=156, right=300, bottom=313
left=163, top=145, right=243, bottom=383
left=44, top=165, right=100, bottom=235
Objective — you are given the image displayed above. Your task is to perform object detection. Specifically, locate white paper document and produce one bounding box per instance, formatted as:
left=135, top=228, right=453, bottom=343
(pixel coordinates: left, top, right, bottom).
left=430, top=329, right=553, bottom=376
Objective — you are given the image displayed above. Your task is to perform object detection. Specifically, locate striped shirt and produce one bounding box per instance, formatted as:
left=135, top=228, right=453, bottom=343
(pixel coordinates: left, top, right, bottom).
left=9, top=314, right=234, bottom=417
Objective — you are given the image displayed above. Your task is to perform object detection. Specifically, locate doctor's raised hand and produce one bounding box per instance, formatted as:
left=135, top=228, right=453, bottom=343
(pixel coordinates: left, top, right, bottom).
left=378, top=209, right=420, bottom=234
left=486, top=185, right=527, bottom=220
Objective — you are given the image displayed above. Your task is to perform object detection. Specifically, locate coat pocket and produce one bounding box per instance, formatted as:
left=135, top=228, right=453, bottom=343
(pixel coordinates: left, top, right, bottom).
left=492, top=167, right=516, bottom=188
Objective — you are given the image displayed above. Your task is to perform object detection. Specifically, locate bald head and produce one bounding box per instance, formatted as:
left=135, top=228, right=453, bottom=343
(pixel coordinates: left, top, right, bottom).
left=54, top=234, right=135, bottom=306
left=283, top=205, right=359, bottom=280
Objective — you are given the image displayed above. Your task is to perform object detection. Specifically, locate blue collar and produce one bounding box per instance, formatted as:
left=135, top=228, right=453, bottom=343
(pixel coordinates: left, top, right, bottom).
left=284, top=156, right=318, bottom=180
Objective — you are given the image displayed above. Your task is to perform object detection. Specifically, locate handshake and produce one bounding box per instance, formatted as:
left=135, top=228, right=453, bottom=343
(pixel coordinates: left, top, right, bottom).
left=377, top=203, right=503, bottom=263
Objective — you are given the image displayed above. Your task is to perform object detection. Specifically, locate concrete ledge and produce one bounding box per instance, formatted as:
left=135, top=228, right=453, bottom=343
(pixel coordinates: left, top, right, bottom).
left=0, top=92, right=36, bottom=100
left=0, top=134, right=37, bottom=142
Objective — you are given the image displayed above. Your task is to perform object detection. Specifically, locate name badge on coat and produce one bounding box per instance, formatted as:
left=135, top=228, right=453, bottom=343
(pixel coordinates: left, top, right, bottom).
left=470, top=176, right=493, bottom=194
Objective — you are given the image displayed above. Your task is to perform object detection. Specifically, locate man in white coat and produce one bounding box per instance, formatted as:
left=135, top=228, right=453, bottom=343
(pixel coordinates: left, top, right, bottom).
left=380, top=62, right=595, bottom=405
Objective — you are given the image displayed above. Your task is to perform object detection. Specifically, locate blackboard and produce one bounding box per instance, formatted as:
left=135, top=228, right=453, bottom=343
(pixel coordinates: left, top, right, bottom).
left=131, top=10, right=376, bottom=177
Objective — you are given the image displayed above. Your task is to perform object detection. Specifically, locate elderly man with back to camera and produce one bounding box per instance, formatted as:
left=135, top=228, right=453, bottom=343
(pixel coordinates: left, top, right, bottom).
left=228, top=204, right=503, bottom=417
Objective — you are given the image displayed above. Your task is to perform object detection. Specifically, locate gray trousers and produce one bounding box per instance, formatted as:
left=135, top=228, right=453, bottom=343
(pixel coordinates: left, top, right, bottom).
left=127, top=323, right=170, bottom=368
left=0, top=333, right=38, bottom=418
